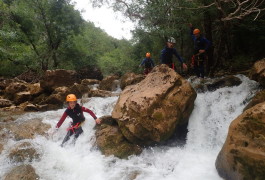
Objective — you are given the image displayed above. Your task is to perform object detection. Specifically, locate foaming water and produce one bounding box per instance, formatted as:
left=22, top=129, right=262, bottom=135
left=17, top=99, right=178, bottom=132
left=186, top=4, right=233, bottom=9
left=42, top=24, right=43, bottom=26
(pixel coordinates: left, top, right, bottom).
left=0, top=75, right=259, bottom=180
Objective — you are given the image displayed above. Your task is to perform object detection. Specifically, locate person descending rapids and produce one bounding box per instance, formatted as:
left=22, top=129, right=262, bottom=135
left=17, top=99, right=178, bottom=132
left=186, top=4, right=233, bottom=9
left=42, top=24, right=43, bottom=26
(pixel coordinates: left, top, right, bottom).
left=160, top=37, right=188, bottom=71
left=53, top=94, right=101, bottom=147
left=139, top=52, right=155, bottom=75
left=189, top=24, right=211, bottom=78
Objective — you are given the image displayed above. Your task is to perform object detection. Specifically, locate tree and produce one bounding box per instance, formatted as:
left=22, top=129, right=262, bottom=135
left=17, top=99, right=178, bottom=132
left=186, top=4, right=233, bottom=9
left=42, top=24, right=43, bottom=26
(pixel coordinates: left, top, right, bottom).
left=1, top=0, right=83, bottom=71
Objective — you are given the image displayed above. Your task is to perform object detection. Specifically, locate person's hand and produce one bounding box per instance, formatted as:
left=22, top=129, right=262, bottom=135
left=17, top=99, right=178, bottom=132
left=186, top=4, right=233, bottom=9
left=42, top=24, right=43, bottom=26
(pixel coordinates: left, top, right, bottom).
left=95, top=118, right=101, bottom=124
left=199, top=49, right=205, bottom=53
left=182, top=63, right=188, bottom=70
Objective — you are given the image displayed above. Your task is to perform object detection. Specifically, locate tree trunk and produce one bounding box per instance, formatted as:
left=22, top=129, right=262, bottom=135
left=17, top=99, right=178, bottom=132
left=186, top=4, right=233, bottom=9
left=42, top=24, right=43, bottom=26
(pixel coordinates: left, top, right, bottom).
left=203, top=8, right=214, bottom=76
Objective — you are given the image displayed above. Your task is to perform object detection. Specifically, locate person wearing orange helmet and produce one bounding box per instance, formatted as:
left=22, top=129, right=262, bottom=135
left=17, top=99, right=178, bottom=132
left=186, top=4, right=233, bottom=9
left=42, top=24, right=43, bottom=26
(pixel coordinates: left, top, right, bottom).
left=139, top=52, right=155, bottom=75
left=189, top=23, right=211, bottom=78
left=55, top=94, right=101, bottom=146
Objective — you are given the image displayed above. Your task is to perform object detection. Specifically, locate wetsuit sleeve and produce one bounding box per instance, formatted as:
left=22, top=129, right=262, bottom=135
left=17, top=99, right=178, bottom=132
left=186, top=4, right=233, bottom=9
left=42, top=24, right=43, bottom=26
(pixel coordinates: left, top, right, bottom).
left=160, top=49, right=166, bottom=64
left=140, top=58, right=146, bottom=66
left=82, top=107, right=97, bottom=120
left=202, top=37, right=211, bottom=51
left=56, top=111, right=68, bottom=128
left=173, top=48, right=184, bottom=64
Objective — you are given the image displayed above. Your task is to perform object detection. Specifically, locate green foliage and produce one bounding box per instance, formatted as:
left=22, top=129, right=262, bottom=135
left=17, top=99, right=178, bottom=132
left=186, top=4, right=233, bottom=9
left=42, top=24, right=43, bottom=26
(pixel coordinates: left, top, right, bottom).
left=1, top=0, right=139, bottom=78
left=98, top=40, right=138, bottom=76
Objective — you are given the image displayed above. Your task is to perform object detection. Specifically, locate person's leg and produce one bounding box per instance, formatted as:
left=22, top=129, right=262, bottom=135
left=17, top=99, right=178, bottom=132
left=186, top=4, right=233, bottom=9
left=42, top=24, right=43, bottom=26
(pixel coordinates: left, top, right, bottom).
left=74, top=127, right=83, bottom=139
left=194, top=64, right=200, bottom=77
left=61, top=130, right=73, bottom=147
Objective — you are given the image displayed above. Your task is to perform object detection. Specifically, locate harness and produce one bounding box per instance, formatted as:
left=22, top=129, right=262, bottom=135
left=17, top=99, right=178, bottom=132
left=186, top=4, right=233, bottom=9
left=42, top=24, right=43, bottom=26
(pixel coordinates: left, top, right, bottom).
left=191, top=53, right=206, bottom=66
left=67, top=122, right=82, bottom=133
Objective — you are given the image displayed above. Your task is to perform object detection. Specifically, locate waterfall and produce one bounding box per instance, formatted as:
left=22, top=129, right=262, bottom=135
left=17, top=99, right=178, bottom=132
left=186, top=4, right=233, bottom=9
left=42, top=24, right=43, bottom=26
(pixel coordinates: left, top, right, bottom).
left=0, top=75, right=259, bottom=180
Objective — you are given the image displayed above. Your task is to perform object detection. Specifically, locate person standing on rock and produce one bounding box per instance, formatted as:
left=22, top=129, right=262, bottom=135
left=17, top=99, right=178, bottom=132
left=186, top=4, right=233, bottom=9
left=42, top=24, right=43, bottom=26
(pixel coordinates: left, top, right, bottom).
left=189, top=24, right=211, bottom=78
left=53, top=94, right=101, bottom=147
left=139, top=52, right=155, bottom=75
left=160, top=37, right=188, bottom=71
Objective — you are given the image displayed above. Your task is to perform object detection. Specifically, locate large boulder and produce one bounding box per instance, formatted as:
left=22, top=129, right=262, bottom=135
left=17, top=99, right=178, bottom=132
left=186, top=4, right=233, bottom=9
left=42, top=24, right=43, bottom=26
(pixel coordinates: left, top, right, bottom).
left=112, top=65, right=197, bottom=145
left=249, top=58, right=265, bottom=87
left=120, top=72, right=145, bottom=90
left=95, top=116, right=142, bottom=159
left=40, top=69, right=80, bottom=92
left=216, top=102, right=265, bottom=180
left=3, top=164, right=39, bottom=180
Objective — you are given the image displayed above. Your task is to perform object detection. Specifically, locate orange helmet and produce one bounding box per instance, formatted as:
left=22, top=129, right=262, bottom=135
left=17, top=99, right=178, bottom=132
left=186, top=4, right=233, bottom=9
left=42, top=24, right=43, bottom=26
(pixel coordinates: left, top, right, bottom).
left=193, top=29, right=200, bottom=35
left=66, top=94, right=77, bottom=102
left=146, top=52, right=151, bottom=58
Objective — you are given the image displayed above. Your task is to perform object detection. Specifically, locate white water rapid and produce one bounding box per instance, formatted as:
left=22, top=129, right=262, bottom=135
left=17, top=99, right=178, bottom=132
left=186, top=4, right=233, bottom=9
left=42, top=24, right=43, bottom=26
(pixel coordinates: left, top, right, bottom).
left=0, top=75, right=259, bottom=180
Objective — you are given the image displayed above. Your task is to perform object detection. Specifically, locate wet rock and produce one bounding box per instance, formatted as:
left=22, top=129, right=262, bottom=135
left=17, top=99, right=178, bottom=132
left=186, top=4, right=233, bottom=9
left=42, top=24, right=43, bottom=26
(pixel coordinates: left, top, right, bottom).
left=4, top=82, right=27, bottom=100
left=8, top=118, right=51, bottom=140
left=13, top=91, right=31, bottom=105
left=40, top=69, right=80, bottom=92
left=0, top=143, right=3, bottom=154
left=3, top=164, right=39, bottom=180
left=244, top=90, right=265, bottom=111
left=216, top=102, right=265, bottom=180
left=120, top=72, right=144, bottom=90
left=112, top=65, right=197, bottom=145
left=99, top=75, right=120, bottom=91
left=88, top=89, right=112, bottom=97
left=95, top=116, right=142, bottom=159
left=81, top=79, right=100, bottom=86
left=8, top=142, right=40, bottom=162
left=0, top=99, right=13, bottom=108
left=77, top=65, right=103, bottom=80
left=206, top=75, right=242, bottom=91
left=249, top=58, right=265, bottom=87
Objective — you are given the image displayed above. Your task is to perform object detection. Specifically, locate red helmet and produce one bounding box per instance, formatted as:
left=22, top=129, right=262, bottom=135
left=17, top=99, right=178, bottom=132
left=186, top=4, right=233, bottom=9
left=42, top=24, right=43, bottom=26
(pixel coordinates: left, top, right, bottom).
left=193, top=29, right=200, bottom=35
left=146, top=52, right=151, bottom=58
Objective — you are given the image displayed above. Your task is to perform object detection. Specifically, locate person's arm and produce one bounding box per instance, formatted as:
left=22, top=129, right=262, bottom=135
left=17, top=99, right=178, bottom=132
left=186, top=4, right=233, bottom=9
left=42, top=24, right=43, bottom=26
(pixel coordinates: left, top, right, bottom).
left=189, top=24, right=196, bottom=41
left=82, top=107, right=101, bottom=124
left=203, top=37, right=211, bottom=51
left=56, top=111, right=68, bottom=128
left=173, top=49, right=188, bottom=70
left=160, top=49, right=166, bottom=64
left=173, top=48, right=184, bottom=64
left=139, top=59, right=146, bottom=66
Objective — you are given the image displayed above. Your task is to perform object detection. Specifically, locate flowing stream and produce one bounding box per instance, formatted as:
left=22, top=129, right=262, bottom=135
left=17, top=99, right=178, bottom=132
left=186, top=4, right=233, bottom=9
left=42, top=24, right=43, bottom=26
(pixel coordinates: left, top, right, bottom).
left=0, top=75, right=259, bottom=180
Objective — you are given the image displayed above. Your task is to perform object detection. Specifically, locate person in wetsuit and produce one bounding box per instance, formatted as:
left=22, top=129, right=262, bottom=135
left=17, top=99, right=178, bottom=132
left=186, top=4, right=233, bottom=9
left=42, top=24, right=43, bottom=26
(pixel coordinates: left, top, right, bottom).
left=160, top=37, right=187, bottom=71
left=189, top=24, right=211, bottom=78
left=55, top=94, right=101, bottom=146
left=139, top=52, right=155, bottom=75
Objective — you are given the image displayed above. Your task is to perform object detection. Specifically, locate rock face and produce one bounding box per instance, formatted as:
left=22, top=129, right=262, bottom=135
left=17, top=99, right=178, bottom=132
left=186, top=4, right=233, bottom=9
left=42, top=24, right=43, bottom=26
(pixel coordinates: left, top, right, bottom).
left=95, top=116, right=142, bottom=159
left=4, top=164, right=39, bottom=180
left=243, top=90, right=265, bottom=111
left=216, top=102, right=265, bottom=180
left=249, top=58, right=265, bottom=87
left=8, top=142, right=40, bottom=162
left=112, top=65, right=197, bottom=145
